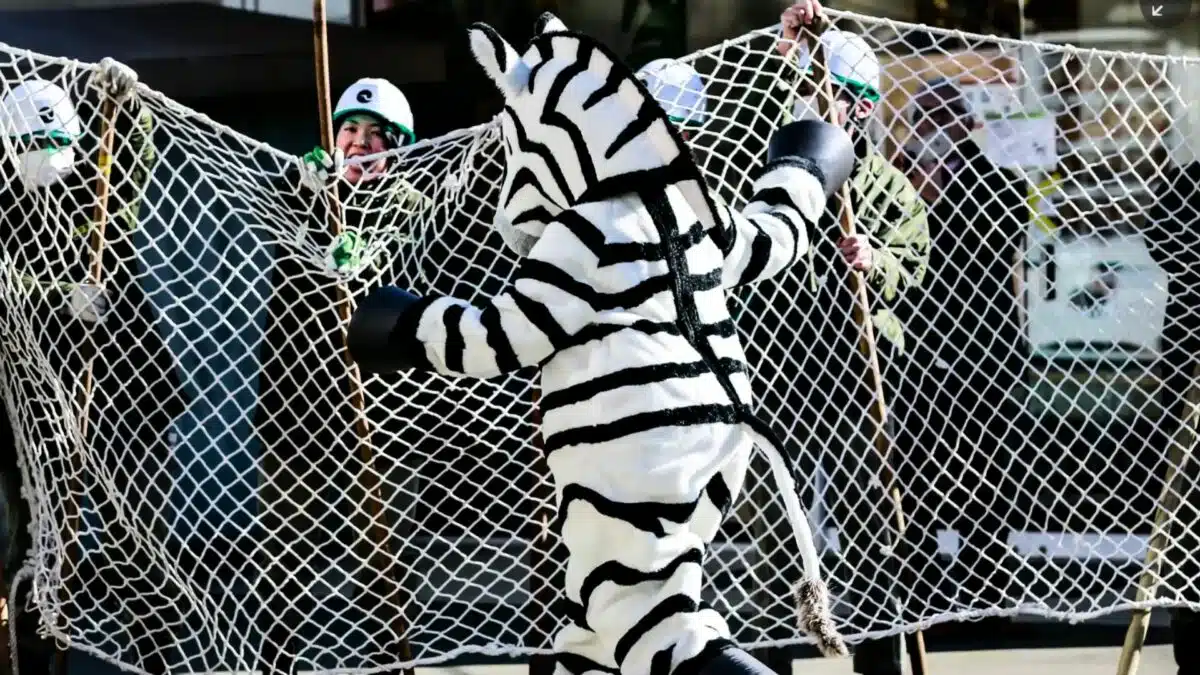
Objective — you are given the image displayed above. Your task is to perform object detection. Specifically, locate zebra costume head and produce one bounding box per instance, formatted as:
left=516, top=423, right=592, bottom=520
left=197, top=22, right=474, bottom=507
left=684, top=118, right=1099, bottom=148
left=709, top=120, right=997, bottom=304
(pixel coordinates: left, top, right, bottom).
left=468, top=14, right=723, bottom=256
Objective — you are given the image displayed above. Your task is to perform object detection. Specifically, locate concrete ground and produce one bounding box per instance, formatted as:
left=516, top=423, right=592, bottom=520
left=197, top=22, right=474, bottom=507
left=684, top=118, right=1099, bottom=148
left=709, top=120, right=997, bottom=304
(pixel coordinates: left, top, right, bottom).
left=423, top=645, right=1174, bottom=675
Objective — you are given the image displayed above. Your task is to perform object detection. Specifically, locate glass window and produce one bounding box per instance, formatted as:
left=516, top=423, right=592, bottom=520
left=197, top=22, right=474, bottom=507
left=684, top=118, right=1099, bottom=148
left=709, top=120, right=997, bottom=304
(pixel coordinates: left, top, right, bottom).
left=221, top=0, right=353, bottom=25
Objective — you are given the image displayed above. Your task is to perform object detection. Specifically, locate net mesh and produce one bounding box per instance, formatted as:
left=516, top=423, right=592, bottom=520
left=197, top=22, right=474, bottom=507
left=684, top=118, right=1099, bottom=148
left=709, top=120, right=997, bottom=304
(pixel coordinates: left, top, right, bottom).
left=2, top=9, right=1200, bottom=675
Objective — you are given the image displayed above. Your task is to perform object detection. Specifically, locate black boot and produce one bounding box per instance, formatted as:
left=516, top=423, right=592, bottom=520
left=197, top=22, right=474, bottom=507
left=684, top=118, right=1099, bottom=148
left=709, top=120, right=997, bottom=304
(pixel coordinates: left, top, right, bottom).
left=852, top=636, right=903, bottom=675
left=1173, top=608, right=1200, bottom=675
left=691, top=645, right=780, bottom=675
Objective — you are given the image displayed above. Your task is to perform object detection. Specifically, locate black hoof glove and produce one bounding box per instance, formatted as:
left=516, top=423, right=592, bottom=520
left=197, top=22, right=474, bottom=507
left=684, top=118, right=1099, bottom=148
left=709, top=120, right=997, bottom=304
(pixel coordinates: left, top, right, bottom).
left=766, top=119, right=856, bottom=198
left=347, top=285, right=427, bottom=374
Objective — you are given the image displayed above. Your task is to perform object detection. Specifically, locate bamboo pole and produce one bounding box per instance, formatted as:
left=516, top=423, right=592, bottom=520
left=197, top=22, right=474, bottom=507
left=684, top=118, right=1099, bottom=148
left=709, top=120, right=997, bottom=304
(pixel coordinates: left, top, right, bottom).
left=54, top=91, right=121, bottom=675
left=804, top=17, right=929, bottom=673
left=311, top=1, right=412, bottom=671
left=1115, top=364, right=1200, bottom=675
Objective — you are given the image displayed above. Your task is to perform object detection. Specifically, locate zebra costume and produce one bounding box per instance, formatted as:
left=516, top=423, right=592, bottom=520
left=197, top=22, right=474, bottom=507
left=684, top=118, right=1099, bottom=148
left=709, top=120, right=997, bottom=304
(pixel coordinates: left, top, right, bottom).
left=349, top=14, right=855, bottom=675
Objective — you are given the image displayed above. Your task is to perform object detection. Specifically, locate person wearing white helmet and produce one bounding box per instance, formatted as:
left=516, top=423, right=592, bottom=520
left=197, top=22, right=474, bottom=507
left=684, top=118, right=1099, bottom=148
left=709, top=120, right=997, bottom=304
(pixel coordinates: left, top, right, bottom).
left=0, top=72, right=187, bottom=674
left=773, top=8, right=932, bottom=675
left=300, top=77, right=416, bottom=189
left=253, top=75, right=430, bottom=564
left=635, top=57, right=709, bottom=137
left=292, top=77, right=428, bottom=276
left=2, top=78, right=83, bottom=190
left=0, top=79, right=110, bottom=322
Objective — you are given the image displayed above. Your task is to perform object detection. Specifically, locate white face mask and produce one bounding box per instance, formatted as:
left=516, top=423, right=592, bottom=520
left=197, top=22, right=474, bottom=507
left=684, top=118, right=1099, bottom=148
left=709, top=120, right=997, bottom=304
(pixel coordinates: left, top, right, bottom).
left=15, top=147, right=75, bottom=189
left=903, top=127, right=955, bottom=165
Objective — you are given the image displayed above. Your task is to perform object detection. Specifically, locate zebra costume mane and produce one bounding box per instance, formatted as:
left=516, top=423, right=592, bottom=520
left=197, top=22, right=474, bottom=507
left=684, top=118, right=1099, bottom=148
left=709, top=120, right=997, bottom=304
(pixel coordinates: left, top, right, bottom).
left=469, top=14, right=723, bottom=255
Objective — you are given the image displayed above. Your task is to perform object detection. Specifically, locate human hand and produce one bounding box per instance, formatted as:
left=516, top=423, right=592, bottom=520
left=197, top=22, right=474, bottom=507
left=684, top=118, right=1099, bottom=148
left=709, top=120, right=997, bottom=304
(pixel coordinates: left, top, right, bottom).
left=300, top=146, right=343, bottom=192
left=837, top=234, right=872, bottom=272
left=325, top=230, right=374, bottom=276
left=777, top=0, right=826, bottom=57
left=63, top=284, right=110, bottom=324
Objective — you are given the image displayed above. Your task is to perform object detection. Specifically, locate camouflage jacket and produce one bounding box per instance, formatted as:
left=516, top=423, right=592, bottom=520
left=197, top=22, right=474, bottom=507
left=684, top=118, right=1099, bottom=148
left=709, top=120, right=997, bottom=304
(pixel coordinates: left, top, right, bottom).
left=777, top=73, right=931, bottom=353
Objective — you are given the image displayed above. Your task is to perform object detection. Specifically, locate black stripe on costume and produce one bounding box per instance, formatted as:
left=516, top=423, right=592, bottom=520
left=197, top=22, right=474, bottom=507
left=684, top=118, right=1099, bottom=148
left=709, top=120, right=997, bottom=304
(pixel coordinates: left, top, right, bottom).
left=512, top=206, right=557, bottom=228
left=542, top=41, right=598, bottom=187
left=708, top=204, right=734, bottom=255
left=577, top=548, right=703, bottom=619
left=614, top=594, right=698, bottom=666
left=526, top=39, right=553, bottom=95
left=578, top=154, right=698, bottom=206
left=593, top=273, right=670, bottom=311
left=519, top=259, right=600, bottom=308
left=509, top=286, right=571, bottom=350
left=563, top=600, right=591, bottom=631
left=505, top=106, right=575, bottom=207
left=442, top=304, right=467, bottom=373
left=540, top=357, right=746, bottom=412
left=557, top=652, right=620, bottom=675
left=568, top=319, right=680, bottom=348
left=738, top=227, right=773, bottom=286
left=508, top=166, right=559, bottom=212
left=705, top=473, right=732, bottom=517
left=519, top=258, right=717, bottom=313
left=582, top=62, right=625, bottom=111
left=478, top=304, right=521, bottom=373
left=557, top=483, right=701, bottom=537
left=606, top=98, right=661, bottom=160
left=543, top=403, right=740, bottom=453
left=650, top=648, right=675, bottom=675
left=562, top=317, right=735, bottom=353
left=556, top=209, right=707, bottom=267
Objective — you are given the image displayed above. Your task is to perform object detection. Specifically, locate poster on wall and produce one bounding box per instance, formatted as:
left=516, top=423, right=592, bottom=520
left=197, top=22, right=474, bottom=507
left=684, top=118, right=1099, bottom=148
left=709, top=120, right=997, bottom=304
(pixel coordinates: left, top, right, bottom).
left=1024, top=226, right=1168, bottom=362
left=983, top=111, right=1059, bottom=170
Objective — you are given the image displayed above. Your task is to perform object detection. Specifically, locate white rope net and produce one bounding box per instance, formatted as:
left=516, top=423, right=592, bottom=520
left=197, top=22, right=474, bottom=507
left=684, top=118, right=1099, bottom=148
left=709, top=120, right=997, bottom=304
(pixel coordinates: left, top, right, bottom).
left=2, top=9, right=1200, bottom=674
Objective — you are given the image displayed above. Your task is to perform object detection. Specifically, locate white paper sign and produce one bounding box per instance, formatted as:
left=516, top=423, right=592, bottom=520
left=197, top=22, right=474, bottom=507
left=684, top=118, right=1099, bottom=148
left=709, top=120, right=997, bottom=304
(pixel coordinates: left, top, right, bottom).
left=1025, top=227, right=1168, bottom=362
left=985, top=112, right=1058, bottom=169
left=960, top=82, right=1023, bottom=118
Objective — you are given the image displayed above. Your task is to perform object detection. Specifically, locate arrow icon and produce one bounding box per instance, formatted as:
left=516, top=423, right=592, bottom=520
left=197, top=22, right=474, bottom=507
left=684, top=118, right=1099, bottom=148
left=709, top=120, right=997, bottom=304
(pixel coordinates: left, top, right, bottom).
left=1152, top=4, right=1163, bottom=15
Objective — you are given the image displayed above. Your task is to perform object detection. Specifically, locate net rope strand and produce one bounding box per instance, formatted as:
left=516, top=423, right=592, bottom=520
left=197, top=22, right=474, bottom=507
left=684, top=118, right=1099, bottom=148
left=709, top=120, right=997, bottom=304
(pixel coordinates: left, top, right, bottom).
left=1, top=8, right=1200, bottom=674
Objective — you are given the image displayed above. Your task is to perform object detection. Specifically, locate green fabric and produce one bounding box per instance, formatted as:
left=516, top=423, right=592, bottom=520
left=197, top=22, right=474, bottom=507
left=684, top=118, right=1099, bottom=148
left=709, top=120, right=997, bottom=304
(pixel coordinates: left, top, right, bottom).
left=849, top=152, right=931, bottom=303
left=12, top=128, right=75, bottom=151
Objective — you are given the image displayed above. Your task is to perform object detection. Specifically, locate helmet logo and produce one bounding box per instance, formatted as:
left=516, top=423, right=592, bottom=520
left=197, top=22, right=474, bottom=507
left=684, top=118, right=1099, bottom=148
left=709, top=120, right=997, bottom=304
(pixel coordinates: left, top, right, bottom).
left=37, top=105, right=55, bottom=125
left=356, top=88, right=373, bottom=104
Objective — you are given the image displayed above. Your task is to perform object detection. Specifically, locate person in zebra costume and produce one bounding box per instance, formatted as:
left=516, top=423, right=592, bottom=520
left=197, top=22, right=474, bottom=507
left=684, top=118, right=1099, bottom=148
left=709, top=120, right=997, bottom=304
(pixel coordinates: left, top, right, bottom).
left=347, top=11, right=859, bottom=675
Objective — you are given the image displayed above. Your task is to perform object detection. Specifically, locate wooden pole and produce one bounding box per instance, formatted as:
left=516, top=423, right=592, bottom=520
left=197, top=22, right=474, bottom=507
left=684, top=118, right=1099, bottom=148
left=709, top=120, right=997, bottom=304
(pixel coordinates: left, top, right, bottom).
left=311, top=2, right=412, bottom=671
left=804, top=17, right=929, bottom=673
left=526, top=387, right=560, bottom=675
left=53, top=93, right=121, bottom=675
left=1115, top=364, right=1200, bottom=675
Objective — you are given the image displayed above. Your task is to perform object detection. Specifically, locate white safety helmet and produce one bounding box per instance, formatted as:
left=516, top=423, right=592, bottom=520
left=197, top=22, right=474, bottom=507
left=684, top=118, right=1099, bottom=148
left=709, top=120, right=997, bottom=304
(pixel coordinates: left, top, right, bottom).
left=1, top=79, right=81, bottom=189
left=635, top=58, right=709, bottom=126
left=1, top=78, right=81, bottom=142
left=333, top=77, right=415, bottom=148
left=794, top=29, right=882, bottom=104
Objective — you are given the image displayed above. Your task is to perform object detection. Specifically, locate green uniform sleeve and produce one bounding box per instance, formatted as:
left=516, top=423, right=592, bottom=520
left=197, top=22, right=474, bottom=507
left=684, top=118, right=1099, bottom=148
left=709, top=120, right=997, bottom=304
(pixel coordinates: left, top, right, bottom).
left=850, top=153, right=930, bottom=302
left=73, top=104, right=157, bottom=238
left=115, top=105, right=157, bottom=232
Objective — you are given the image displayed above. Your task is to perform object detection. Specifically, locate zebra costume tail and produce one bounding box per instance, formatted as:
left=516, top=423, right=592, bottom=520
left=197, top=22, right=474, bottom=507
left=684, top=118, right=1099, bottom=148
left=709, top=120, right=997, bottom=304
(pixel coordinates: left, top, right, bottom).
left=742, top=422, right=847, bottom=658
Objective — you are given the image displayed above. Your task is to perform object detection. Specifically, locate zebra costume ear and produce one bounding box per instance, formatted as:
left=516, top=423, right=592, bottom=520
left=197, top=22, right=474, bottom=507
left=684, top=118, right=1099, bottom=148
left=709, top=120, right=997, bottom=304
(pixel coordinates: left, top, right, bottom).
left=468, top=22, right=528, bottom=96
left=533, top=12, right=568, bottom=34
